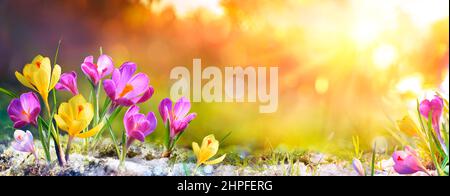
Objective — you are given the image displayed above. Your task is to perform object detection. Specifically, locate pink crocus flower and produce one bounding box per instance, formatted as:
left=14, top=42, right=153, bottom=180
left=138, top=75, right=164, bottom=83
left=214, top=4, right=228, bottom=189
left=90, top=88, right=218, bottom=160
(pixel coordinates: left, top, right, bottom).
left=352, top=158, right=365, bottom=176
left=7, top=92, right=41, bottom=128
left=55, top=71, right=79, bottom=95
left=158, top=97, right=197, bottom=138
left=123, top=105, right=157, bottom=148
left=12, top=130, right=38, bottom=162
left=392, top=146, right=430, bottom=175
left=103, top=62, right=154, bottom=108
left=419, top=95, right=447, bottom=155
left=81, top=54, right=114, bottom=85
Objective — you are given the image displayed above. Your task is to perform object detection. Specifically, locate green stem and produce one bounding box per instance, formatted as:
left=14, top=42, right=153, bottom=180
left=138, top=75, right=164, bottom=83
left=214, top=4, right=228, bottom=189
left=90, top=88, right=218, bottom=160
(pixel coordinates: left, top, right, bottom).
left=371, top=142, right=377, bottom=176
left=37, top=121, right=51, bottom=162
left=93, top=83, right=100, bottom=125
left=65, top=136, right=73, bottom=162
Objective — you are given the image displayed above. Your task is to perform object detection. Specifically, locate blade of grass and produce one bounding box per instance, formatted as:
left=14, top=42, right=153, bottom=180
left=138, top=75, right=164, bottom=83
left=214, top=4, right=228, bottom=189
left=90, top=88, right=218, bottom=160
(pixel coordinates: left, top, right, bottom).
left=0, top=87, right=18, bottom=98
left=371, top=142, right=376, bottom=176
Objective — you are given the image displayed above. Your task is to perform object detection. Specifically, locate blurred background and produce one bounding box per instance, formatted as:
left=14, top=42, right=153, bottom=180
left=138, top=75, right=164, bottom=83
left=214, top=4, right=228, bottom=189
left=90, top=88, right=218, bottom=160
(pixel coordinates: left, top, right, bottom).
left=0, top=0, right=448, bottom=154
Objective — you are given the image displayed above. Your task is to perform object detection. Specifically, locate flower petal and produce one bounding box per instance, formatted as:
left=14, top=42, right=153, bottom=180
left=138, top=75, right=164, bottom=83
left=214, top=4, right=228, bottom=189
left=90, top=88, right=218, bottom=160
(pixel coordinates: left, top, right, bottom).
left=204, top=154, right=226, bottom=165
left=103, top=79, right=117, bottom=101
left=15, top=72, right=37, bottom=91
left=158, top=98, right=172, bottom=123
left=76, top=122, right=104, bottom=138
left=174, top=97, right=191, bottom=119
left=49, top=64, right=61, bottom=90
left=192, top=142, right=200, bottom=157
left=97, top=54, right=114, bottom=77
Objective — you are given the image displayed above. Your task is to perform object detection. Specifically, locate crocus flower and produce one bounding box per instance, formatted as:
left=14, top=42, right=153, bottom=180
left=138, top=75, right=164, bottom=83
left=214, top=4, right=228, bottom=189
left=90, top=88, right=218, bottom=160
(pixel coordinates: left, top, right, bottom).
left=81, top=54, right=114, bottom=85
left=352, top=158, right=365, bottom=176
left=419, top=95, right=447, bottom=155
left=55, top=71, right=79, bottom=95
left=159, top=97, right=197, bottom=138
left=12, top=130, right=38, bottom=163
left=54, top=94, right=104, bottom=161
left=103, top=62, right=154, bottom=108
left=7, top=92, right=41, bottom=128
left=397, top=115, right=419, bottom=136
left=192, top=134, right=226, bottom=166
left=15, top=55, right=61, bottom=112
left=54, top=94, right=104, bottom=138
left=392, top=146, right=430, bottom=175
left=123, top=105, right=157, bottom=148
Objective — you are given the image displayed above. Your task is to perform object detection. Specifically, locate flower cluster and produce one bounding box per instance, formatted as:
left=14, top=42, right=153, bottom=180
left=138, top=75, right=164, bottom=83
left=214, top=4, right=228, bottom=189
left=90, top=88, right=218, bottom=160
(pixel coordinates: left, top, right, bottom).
left=2, top=49, right=224, bottom=171
left=352, top=94, right=449, bottom=176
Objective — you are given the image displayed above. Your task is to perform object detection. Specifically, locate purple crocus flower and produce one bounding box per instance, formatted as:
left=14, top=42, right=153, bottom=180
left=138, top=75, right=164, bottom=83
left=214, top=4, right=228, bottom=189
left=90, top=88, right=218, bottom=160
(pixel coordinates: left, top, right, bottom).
left=392, top=146, right=430, bottom=175
left=12, top=130, right=38, bottom=162
left=7, top=92, right=41, bottom=128
left=158, top=97, right=197, bottom=138
left=103, top=62, right=154, bottom=107
left=124, top=105, right=157, bottom=148
left=55, top=71, right=79, bottom=95
left=81, top=54, right=114, bottom=85
left=419, top=95, right=447, bottom=155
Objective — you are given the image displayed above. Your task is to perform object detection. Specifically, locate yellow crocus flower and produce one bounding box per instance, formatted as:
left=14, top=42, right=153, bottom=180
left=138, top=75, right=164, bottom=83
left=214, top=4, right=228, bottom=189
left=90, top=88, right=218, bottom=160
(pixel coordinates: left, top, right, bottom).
left=397, top=115, right=419, bottom=136
left=15, top=55, right=61, bottom=112
left=54, top=94, right=104, bottom=139
left=192, top=134, right=226, bottom=166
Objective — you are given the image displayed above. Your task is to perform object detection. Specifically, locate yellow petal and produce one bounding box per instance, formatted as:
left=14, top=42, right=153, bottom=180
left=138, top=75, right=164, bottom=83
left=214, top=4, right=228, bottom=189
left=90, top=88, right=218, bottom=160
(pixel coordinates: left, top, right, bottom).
left=192, top=142, right=200, bottom=157
left=397, top=116, right=418, bottom=136
left=31, top=55, right=45, bottom=64
left=38, top=56, right=52, bottom=80
left=33, top=68, right=50, bottom=96
left=204, top=154, right=226, bottom=165
left=58, top=102, right=73, bottom=121
left=76, top=122, right=104, bottom=138
left=68, top=120, right=85, bottom=136
left=78, top=103, right=94, bottom=122
left=22, top=63, right=35, bottom=79
left=68, top=95, right=93, bottom=122
left=201, top=134, right=217, bottom=149
left=54, top=114, right=69, bottom=132
left=49, top=64, right=61, bottom=90
left=15, top=71, right=37, bottom=91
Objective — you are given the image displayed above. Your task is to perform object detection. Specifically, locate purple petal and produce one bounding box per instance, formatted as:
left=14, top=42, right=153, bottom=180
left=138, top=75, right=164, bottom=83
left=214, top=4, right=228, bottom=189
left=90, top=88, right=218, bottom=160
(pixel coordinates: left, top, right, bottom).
left=174, top=97, right=191, bottom=119
left=81, top=62, right=100, bottom=84
left=117, top=62, right=137, bottom=90
left=7, top=98, right=23, bottom=118
left=128, top=130, right=146, bottom=142
left=124, top=105, right=140, bottom=128
left=20, top=92, right=40, bottom=114
left=97, top=54, right=114, bottom=78
left=145, top=112, right=157, bottom=135
left=183, top=113, right=197, bottom=123
left=135, top=86, right=154, bottom=104
left=159, top=98, right=172, bottom=123
left=115, top=98, right=134, bottom=107
left=103, top=79, right=117, bottom=101
left=84, top=55, right=94, bottom=63
left=13, top=121, right=28, bottom=129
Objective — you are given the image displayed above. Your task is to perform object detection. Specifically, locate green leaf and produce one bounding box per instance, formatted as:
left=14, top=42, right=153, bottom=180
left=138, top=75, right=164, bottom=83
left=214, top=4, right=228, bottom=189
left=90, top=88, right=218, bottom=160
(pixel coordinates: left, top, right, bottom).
left=37, top=119, right=51, bottom=162
left=444, top=165, right=449, bottom=175
left=0, top=87, right=18, bottom=98
left=164, top=119, right=171, bottom=150
left=121, top=129, right=127, bottom=162
left=371, top=142, right=377, bottom=176
left=171, top=130, right=185, bottom=150
left=219, top=131, right=233, bottom=144
left=106, top=117, right=121, bottom=159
